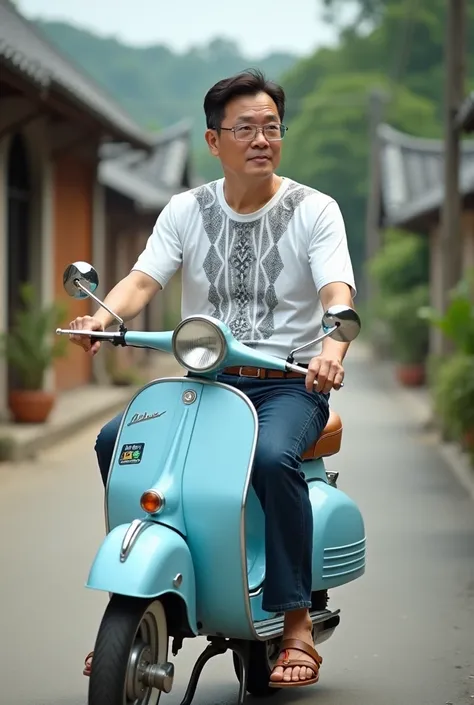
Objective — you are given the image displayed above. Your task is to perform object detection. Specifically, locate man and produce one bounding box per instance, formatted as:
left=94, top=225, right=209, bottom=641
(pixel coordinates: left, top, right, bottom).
left=70, top=69, right=356, bottom=689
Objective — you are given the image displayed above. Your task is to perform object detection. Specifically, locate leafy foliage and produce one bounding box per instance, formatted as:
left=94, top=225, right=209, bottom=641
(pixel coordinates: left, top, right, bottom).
left=369, top=229, right=430, bottom=295
left=433, top=354, right=474, bottom=438
left=0, top=284, right=68, bottom=390
left=419, top=270, right=474, bottom=356
left=382, top=284, right=430, bottom=364
left=367, top=229, right=430, bottom=363
left=279, top=0, right=474, bottom=285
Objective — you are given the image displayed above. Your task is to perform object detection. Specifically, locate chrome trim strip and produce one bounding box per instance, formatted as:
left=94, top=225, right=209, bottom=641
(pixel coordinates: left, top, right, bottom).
left=120, top=519, right=153, bottom=563
left=324, top=537, right=366, bottom=552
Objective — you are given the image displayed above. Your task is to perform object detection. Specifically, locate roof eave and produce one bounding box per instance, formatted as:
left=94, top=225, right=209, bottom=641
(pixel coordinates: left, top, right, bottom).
left=0, top=46, right=153, bottom=151
left=49, top=80, right=154, bottom=150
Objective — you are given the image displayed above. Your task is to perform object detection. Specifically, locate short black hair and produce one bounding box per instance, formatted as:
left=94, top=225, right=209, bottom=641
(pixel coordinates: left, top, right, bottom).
left=203, top=68, right=286, bottom=130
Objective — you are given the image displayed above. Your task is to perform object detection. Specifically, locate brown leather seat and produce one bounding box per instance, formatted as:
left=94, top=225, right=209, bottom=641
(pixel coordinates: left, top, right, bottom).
left=302, top=409, right=342, bottom=461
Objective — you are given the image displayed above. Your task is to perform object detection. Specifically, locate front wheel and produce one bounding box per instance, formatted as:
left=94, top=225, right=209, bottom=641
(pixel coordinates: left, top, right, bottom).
left=88, top=595, right=170, bottom=705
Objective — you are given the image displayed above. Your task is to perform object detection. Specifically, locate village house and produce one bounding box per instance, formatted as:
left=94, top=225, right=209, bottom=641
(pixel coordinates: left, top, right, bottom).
left=0, top=0, right=194, bottom=419
left=98, top=119, right=195, bottom=377
left=370, top=120, right=474, bottom=354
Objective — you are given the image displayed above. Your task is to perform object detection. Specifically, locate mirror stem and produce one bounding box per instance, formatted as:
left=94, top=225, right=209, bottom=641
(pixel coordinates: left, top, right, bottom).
left=74, top=280, right=125, bottom=329
left=286, top=325, right=338, bottom=364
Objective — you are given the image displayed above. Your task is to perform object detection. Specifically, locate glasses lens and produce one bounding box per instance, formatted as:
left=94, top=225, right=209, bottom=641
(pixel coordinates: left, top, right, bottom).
left=234, top=125, right=256, bottom=141
left=233, top=124, right=286, bottom=141
left=264, top=124, right=285, bottom=140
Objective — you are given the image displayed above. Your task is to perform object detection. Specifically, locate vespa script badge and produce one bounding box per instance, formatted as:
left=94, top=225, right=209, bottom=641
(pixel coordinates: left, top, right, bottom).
left=127, top=411, right=166, bottom=427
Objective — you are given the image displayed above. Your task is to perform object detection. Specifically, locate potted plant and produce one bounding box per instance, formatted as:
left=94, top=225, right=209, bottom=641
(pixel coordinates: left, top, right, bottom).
left=368, top=229, right=430, bottom=365
left=0, top=283, right=68, bottom=423
left=383, top=284, right=430, bottom=386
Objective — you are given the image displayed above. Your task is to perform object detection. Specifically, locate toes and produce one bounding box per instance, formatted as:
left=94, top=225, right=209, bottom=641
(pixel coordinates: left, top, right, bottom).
left=291, top=666, right=301, bottom=682
left=270, top=666, right=284, bottom=682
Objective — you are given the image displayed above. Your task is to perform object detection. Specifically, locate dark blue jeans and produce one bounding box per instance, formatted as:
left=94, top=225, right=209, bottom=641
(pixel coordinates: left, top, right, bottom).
left=95, top=375, right=330, bottom=613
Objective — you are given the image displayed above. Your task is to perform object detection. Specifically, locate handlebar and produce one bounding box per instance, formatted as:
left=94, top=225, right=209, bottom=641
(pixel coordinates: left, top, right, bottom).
left=56, top=328, right=344, bottom=388
left=55, top=328, right=125, bottom=346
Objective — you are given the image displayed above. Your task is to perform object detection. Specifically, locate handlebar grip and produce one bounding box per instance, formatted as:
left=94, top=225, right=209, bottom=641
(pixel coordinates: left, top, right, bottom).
left=55, top=328, right=125, bottom=343
left=286, top=362, right=344, bottom=389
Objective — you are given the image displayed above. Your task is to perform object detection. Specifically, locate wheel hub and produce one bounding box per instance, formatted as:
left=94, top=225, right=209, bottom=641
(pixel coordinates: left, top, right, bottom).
left=126, top=642, right=153, bottom=700
left=142, top=662, right=175, bottom=693
left=126, top=641, right=175, bottom=700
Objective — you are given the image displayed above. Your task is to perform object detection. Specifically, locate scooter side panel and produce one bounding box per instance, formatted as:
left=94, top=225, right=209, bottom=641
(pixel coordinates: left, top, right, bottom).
left=86, top=521, right=197, bottom=634
left=306, top=464, right=366, bottom=590
left=106, top=378, right=202, bottom=532
left=181, top=381, right=258, bottom=640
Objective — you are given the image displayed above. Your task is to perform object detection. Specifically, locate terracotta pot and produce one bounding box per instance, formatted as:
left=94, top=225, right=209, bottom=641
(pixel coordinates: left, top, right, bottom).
left=396, top=363, right=425, bottom=387
left=8, top=390, right=56, bottom=423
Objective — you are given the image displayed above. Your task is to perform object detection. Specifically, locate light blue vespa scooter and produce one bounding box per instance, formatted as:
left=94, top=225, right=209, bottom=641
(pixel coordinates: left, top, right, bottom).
left=56, top=261, right=365, bottom=705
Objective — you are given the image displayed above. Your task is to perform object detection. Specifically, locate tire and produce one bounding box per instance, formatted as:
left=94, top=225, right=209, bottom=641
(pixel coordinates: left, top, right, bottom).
left=88, top=595, right=168, bottom=705
left=233, top=639, right=281, bottom=697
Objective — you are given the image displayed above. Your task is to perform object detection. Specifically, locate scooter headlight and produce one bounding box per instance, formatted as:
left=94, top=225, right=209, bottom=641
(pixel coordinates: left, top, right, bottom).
left=172, top=317, right=227, bottom=373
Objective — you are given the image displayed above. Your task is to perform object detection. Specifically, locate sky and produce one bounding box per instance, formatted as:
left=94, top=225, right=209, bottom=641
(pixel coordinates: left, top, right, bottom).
left=16, top=0, right=352, bottom=58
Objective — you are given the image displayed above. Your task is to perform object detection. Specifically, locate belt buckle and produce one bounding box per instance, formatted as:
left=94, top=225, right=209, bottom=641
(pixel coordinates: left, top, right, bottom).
left=239, top=366, right=261, bottom=378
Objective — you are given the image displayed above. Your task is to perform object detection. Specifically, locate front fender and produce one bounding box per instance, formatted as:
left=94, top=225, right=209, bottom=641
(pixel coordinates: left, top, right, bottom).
left=86, top=521, right=197, bottom=635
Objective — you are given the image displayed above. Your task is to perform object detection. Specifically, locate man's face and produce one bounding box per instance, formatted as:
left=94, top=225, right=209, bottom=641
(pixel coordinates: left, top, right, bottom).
left=205, top=92, right=284, bottom=179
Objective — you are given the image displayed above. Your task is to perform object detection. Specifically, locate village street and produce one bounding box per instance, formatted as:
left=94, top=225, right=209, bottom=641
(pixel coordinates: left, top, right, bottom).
left=0, top=345, right=473, bottom=705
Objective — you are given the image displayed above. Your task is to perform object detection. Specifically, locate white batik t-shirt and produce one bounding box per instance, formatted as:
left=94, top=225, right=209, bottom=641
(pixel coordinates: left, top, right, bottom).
left=132, top=177, right=356, bottom=363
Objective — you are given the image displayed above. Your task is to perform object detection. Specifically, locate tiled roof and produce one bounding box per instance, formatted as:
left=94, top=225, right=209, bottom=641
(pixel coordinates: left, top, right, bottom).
left=99, top=120, right=197, bottom=211
left=377, top=123, right=474, bottom=227
left=0, top=0, right=153, bottom=148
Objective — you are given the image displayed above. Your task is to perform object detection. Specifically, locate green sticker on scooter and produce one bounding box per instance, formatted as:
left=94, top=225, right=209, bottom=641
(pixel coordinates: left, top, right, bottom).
left=119, top=443, right=145, bottom=465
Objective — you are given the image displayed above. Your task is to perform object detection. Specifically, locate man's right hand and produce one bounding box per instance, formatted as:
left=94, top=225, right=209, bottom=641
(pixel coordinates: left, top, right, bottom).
left=69, top=316, right=105, bottom=356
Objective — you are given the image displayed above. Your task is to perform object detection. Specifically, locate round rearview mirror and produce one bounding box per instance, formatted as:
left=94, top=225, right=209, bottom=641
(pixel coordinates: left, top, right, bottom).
left=63, top=262, right=99, bottom=299
left=322, top=305, right=361, bottom=343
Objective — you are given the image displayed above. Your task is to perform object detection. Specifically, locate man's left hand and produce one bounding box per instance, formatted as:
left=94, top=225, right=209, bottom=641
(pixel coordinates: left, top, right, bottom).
left=305, top=355, right=344, bottom=394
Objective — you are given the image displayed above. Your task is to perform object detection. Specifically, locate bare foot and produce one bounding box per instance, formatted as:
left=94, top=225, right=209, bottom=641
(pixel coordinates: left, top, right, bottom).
left=269, top=609, right=322, bottom=684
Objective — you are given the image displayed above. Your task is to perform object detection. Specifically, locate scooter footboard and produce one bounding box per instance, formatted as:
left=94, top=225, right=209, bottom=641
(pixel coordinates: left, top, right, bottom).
left=86, top=521, right=197, bottom=635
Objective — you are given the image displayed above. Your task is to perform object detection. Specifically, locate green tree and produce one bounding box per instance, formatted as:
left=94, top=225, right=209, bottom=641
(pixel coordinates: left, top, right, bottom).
left=280, top=0, right=474, bottom=288
left=281, top=71, right=438, bottom=282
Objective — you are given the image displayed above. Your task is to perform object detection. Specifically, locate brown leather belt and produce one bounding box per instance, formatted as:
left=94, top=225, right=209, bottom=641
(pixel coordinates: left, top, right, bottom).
left=222, top=365, right=307, bottom=379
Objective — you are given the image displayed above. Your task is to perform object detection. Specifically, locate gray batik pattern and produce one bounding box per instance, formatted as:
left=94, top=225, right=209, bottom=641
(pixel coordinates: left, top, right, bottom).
left=193, top=181, right=313, bottom=342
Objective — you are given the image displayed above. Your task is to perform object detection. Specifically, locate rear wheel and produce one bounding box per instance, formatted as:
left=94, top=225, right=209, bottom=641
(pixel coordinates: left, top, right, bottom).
left=88, top=595, right=170, bottom=705
left=232, top=639, right=281, bottom=697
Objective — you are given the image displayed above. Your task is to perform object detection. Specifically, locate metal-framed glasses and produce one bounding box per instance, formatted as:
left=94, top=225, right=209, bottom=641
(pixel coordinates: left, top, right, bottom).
left=219, top=123, right=288, bottom=142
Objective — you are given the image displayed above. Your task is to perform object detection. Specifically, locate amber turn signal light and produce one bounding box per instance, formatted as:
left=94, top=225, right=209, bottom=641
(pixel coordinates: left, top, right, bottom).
left=140, top=490, right=165, bottom=514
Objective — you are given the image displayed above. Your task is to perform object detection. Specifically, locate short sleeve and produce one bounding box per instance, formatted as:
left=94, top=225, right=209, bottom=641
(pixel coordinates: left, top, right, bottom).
left=308, top=199, right=356, bottom=297
left=132, top=196, right=182, bottom=288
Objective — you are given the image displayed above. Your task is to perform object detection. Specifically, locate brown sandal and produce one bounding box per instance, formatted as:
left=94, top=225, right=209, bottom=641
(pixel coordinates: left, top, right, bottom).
left=268, top=638, right=323, bottom=689
left=83, top=651, right=93, bottom=677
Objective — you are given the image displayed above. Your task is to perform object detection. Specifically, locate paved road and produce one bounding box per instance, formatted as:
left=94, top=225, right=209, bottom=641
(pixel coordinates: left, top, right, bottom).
left=1, top=346, right=473, bottom=705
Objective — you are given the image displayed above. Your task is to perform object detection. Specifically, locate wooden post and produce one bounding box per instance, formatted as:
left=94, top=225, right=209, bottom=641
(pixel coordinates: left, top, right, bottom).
left=364, top=88, right=387, bottom=304
left=437, top=0, right=466, bottom=355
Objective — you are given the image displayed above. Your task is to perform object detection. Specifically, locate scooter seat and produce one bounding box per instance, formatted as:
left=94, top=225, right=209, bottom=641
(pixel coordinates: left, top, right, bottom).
left=302, top=410, right=342, bottom=461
